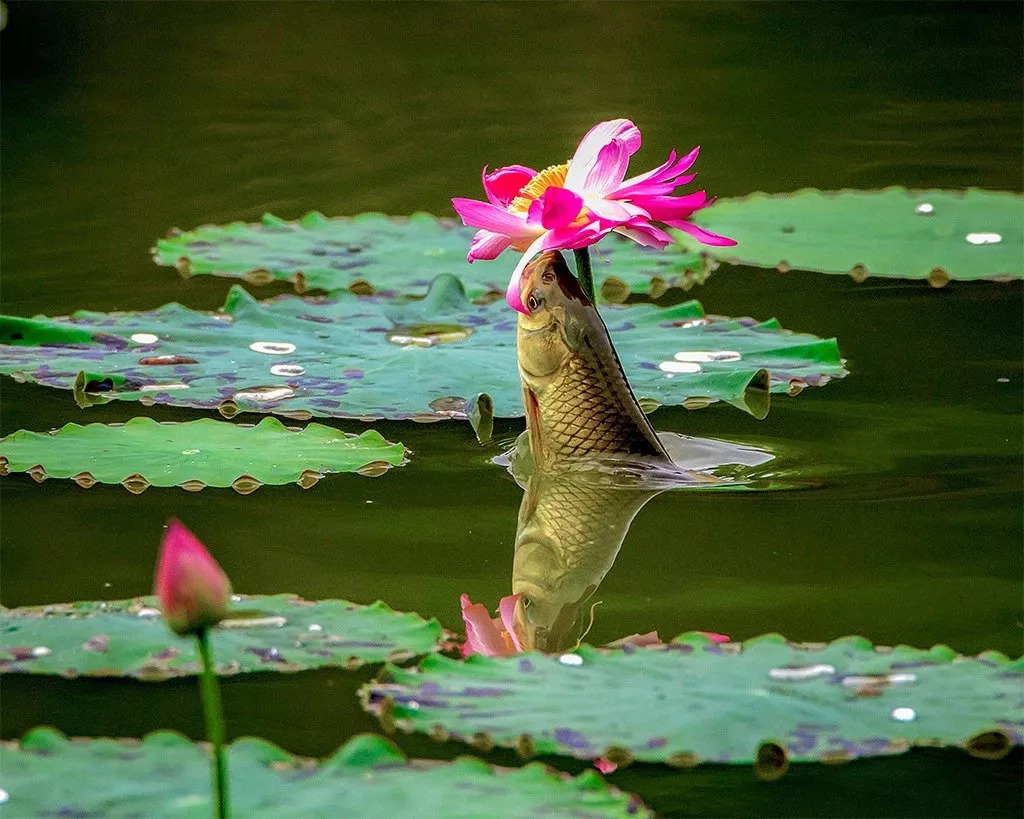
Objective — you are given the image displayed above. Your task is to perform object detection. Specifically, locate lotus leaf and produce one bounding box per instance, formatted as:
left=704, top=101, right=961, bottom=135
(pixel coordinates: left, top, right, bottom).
left=0, top=728, right=646, bottom=817
left=362, top=634, right=1023, bottom=766
left=685, top=188, right=1024, bottom=284
left=153, top=211, right=704, bottom=300
left=0, top=417, right=406, bottom=493
left=0, top=594, right=443, bottom=679
left=0, top=276, right=845, bottom=421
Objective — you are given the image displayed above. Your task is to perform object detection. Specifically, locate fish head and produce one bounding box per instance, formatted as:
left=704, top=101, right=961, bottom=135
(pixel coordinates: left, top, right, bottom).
left=511, top=537, right=596, bottom=652
left=516, top=250, right=593, bottom=380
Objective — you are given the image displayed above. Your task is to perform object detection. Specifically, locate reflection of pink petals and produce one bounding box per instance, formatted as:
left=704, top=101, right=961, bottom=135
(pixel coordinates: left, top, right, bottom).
left=699, top=631, right=731, bottom=644
left=460, top=593, right=523, bottom=657
left=594, top=757, right=618, bottom=774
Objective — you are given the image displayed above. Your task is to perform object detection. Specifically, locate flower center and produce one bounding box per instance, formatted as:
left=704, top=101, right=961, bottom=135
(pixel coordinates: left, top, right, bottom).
left=509, top=162, right=570, bottom=213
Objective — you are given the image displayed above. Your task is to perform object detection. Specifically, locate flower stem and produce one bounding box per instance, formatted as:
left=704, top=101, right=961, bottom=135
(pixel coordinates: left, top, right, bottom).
left=197, top=627, right=229, bottom=819
left=573, top=247, right=596, bottom=304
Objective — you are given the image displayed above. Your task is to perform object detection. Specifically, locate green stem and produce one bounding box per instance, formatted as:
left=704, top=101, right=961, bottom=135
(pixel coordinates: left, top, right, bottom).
left=573, top=247, right=596, bottom=304
left=197, top=627, right=229, bottom=819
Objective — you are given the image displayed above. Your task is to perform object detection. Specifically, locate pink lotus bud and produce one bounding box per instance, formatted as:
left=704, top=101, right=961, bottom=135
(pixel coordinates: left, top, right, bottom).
left=154, top=519, right=231, bottom=635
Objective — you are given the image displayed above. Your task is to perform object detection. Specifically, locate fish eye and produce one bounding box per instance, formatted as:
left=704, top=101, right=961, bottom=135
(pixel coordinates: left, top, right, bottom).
left=521, top=597, right=532, bottom=609
left=541, top=271, right=556, bottom=284
left=527, top=292, right=542, bottom=312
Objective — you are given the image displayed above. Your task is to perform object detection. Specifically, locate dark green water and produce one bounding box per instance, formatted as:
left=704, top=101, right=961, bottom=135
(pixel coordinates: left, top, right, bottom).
left=2, top=2, right=1021, bottom=816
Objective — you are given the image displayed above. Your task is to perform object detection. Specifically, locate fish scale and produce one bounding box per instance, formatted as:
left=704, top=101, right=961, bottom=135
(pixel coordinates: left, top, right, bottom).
left=536, top=348, right=663, bottom=461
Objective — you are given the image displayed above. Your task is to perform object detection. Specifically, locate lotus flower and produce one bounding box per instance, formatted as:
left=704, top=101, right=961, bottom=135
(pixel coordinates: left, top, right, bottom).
left=460, top=593, right=523, bottom=657
left=154, top=519, right=231, bottom=636
left=451, top=118, right=736, bottom=313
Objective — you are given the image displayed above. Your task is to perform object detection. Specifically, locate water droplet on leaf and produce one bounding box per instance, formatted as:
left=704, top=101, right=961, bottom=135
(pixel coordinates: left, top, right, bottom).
left=387, top=324, right=473, bottom=347
left=674, top=350, right=742, bottom=363
left=658, top=361, right=702, bottom=374
left=890, top=707, right=916, bottom=722
left=139, top=355, right=198, bottom=366
left=914, top=202, right=934, bottom=215
left=250, top=341, right=297, bottom=355
left=558, top=653, right=584, bottom=667
left=768, top=664, right=836, bottom=681
left=232, top=386, right=295, bottom=403
left=130, top=333, right=159, bottom=344
left=965, top=232, right=1001, bottom=245
left=269, top=364, right=305, bottom=377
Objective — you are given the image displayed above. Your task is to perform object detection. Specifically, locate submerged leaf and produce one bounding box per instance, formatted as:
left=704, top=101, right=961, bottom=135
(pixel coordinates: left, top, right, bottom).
left=0, top=417, right=406, bottom=491
left=685, top=188, right=1024, bottom=283
left=0, top=595, right=443, bottom=679
left=1, top=728, right=647, bottom=817
left=362, top=635, right=1023, bottom=766
left=0, top=277, right=845, bottom=421
left=153, top=211, right=704, bottom=300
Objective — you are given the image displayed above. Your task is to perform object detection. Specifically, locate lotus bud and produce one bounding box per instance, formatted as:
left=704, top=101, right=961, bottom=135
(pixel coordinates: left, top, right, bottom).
left=154, top=519, right=231, bottom=636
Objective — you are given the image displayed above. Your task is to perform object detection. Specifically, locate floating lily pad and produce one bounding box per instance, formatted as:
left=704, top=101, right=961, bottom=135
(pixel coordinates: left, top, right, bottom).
left=153, top=211, right=704, bottom=300
left=0, top=594, right=443, bottom=679
left=686, top=188, right=1024, bottom=284
left=1, top=729, right=646, bottom=817
left=0, top=417, right=406, bottom=493
left=362, top=634, right=1023, bottom=767
left=0, top=277, right=845, bottom=421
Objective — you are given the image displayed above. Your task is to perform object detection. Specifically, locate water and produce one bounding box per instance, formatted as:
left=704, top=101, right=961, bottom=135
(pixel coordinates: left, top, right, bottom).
left=2, top=3, right=1021, bottom=816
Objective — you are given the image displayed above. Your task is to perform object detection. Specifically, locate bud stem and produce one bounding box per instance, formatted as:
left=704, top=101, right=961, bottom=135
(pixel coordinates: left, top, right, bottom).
left=573, top=247, right=595, bottom=304
left=196, top=627, right=229, bottom=818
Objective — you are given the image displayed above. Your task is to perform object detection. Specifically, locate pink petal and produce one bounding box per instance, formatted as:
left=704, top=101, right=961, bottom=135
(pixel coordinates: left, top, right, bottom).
left=581, top=139, right=631, bottom=195
left=532, top=187, right=584, bottom=230
left=584, top=195, right=640, bottom=224
left=613, top=146, right=700, bottom=199
left=565, top=119, right=641, bottom=191
left=594, top=757, right=618, bottom=774
left=635, top=191, right=709, bottom=221
left=699, top=631, right=731, bottom=644
left=460, top=594, right=513, bottom=657
left=468, top=229, right=512, bottom=262
left=613, top=222, right=672, bottom=249
left=670, top=221, right=738, bottom=247
left=451, top=198, right=536, bottom=241
left=483, top=165, right=536, bottom=207
left=498, top=593, right=524, bottom=651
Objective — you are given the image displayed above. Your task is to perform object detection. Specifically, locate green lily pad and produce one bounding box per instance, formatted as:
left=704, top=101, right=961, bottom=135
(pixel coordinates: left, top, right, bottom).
left=686, top=188, right=1024, bottom=284
left=1, top=729, right=646, bottom=817
left=0, top=277, right=845, bottom=421
left=153, top=211, right=704, bottom=300
left=0, top=417, right=406, bottom=493
left=362, top=634, right=1023, bottom=766
left=0, top=594, right=443, bottom=679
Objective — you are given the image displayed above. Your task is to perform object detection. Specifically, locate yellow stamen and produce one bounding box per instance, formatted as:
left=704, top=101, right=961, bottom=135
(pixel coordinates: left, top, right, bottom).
left=509, top=162, right=570, bottom=213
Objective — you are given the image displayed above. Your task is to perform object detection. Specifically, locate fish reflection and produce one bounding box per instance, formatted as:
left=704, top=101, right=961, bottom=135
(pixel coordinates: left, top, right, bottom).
left=508, top=441, right=666, bottom=652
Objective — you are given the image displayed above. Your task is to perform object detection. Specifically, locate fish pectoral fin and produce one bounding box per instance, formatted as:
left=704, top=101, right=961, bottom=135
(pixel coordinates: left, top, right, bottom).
left=523, top=386, right=546, bottom=464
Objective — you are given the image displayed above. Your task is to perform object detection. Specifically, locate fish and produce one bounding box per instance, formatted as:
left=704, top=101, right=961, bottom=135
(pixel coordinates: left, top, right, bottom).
left=516, top=250, right=670, bottom=467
